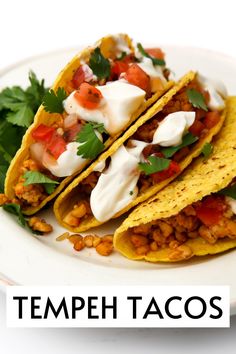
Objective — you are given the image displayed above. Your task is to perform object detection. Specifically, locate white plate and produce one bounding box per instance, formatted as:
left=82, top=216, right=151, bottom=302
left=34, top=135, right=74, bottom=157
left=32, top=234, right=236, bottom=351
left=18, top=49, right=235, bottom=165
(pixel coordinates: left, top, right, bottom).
left=1, top=46, right=236, bottom=314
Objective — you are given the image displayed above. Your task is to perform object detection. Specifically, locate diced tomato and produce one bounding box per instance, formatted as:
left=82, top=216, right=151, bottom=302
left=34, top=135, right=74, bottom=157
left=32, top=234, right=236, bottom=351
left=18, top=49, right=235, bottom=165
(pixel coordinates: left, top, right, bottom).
left=189, top=120, right=205, bottom=136
left=32, top=124, right=55, bottom=143
left=151, top=161, right=181, bottom=183
left=144, top=48, right=165, bottom=60
left=124, top=63, right=151, bottom=93
left=65, top=123, right=83, bottom=142
left=111, top=61, right=129, bottom=78
left=195, top=196, right=225, bottom=226
left=203, top=111, right=221, bottom=129
left=72, top=66, right=85, bottom=89
left=46, top=134, right=67, bottom=159
left=74, top=83, right=103, bottom=110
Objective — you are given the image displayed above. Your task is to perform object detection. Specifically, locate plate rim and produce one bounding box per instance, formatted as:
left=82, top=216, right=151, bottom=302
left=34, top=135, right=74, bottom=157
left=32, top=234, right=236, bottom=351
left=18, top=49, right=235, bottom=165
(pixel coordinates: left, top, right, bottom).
left=1, top=45, right=236, bottom=315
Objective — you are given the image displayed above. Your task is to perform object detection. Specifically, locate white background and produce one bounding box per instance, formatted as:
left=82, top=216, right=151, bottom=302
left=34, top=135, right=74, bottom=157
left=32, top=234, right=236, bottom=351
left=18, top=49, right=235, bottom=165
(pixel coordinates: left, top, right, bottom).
left=1, top=0, right=236, bottom=352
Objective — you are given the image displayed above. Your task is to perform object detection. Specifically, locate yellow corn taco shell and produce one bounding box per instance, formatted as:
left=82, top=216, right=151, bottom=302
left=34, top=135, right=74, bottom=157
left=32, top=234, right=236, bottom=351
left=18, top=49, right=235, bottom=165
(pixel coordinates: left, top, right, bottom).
left=54, top=71, right=226, bottom=232
left=114, top=96, right=236, bottom=262
left=5, top=34, right=173, bottom=215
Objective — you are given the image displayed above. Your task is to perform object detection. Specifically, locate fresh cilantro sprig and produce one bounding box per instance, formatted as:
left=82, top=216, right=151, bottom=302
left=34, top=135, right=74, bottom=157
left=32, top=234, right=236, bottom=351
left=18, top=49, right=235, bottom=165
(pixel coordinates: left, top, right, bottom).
left=0, top=203, right=42, bottom=234
left=139, top=156, right=170, bottom=175
left=137, top=43, right=165, bottom=66
left=201, top=142, right=213, bottom=158
left=42, top=87, right=67, bottom=114
left=161, top=133, right=198, bottom=158
left=1, top=203, right=27, bottom=227
left=219, top=185, right=236, bottom=200
left=76, top=122, right=107, bottom=159
left=23, top=171, right=59, bottom=194
left=0, top=70, right=48, bottom=127
left=89, top=47, right=111, bottom=79
left=0, top=72, right=48, bottom=192
left=187, top=88, right=208, bottom=111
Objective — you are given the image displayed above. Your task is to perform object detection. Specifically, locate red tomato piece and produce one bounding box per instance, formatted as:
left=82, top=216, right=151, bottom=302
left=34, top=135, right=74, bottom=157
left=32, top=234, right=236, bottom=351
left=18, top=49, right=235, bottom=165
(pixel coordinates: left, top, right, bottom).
left=189, top=120, right=205, bottom=136
left=46, top=134, right=67, bottom=159
left=74, top=83, right=103, bottom=110
left=111, top=61, right=129, bottom=78
left=151, top=161, right=181, bottom=183
left=124, top=63, right=151, bottom=93
left=204, top=111, right=221, bottom=129
left=31, top=124, right=55, bottom=143
left=72, top=66, right=85, bottom=89
left=195, top=196, right=225, bottom=226
left=145, top=48, right=165, bottom=60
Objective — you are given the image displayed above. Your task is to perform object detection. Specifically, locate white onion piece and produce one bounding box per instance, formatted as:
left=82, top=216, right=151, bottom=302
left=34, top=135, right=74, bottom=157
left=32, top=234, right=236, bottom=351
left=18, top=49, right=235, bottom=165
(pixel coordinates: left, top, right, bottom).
left=30, top=143, right=45, bottom=165
left=63, top=114, right=78, bottom=128
left=82, top=64, right=94, bottom=82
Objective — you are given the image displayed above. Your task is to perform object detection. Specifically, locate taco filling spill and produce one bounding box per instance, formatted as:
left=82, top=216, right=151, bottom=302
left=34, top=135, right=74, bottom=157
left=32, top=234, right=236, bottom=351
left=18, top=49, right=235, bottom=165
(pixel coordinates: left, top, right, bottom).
left=123, top=191, right=236, bottom=261
left=54, top=72, right=226, bottom=232
left=4, top=34, right=172, bottom=214
left=113, top=96, right=236, bottom=262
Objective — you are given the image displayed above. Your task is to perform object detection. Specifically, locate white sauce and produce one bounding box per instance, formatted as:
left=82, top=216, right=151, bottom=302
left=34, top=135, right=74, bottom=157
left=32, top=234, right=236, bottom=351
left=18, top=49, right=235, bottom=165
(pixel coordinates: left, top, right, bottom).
left=152, top=111, right=196, bottom=147
left=43, top=142, right=87, bottom=178
left=63, top=81, right=145, bottom=135
left=90, top=140, right=147, bottom=222
left=226, top=197, right=236, bottom=215
left=197, top=74, right=227, bottom=111
left=112, top=34, right=131, bottom=54
left=93, top=159, right=106, bottom=172
left=137, top=57, right=166, bottom=92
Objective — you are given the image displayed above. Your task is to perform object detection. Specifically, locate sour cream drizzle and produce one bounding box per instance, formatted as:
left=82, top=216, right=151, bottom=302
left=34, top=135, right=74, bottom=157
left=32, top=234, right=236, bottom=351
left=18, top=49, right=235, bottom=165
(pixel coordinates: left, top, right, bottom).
left=90, top=140, right=147, bottom=222
left=63, top=81, right=145, bottom=136
left=90, top=110, right=196, bottom=221
left=198, top=74, right=227, bottom=111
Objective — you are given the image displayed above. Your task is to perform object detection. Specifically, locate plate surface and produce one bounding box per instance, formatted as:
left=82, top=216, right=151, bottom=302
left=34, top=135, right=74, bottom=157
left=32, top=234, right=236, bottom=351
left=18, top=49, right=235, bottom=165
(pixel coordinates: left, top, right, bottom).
left=1, top=46, right=236, bottom=314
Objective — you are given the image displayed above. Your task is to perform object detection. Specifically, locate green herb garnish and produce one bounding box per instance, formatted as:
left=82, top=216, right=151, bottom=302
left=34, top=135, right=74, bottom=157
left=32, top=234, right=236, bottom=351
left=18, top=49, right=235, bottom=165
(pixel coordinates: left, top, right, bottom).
left=161, top=132, right=198, bottom=158
left=23, top=171, right=59, bottom=194
left=1, top=203, right=27, bottom=227
left=76, top=122, right=107, bottom=159
left=42, top=87, right=67, bottom=114
left=0, top=71, right=47, bottom=127
left=139, top=156, right=170, bottom=175
left=201, top=142, right=213, bottom=158
left=137, top=43, right=165, bottom=66
left=219, top=185, right=236, bottom=200
left=89, top=47, right=111, bottom=79
left=0, top=72, right=48, bottom=191
left=186, top=88, right=208, bottom=111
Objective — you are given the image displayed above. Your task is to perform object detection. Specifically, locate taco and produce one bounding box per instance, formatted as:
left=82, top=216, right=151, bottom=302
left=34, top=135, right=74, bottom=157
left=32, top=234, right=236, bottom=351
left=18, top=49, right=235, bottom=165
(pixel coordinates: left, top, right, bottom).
left=4, top=34, right=172, bottom=215
left=114, top=97, right=236, bottom=262
left=54, top=71, right=227, bottom=232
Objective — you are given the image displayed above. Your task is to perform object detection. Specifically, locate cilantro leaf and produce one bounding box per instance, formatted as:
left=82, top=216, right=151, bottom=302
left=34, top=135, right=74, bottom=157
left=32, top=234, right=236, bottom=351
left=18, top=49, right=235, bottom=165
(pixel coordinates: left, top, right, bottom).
left=187, top=88, right=208, bottom=111
left=6, top=104, right=34, bottom=127
left=0, top=71, right=48, bottom=128
left=139, top=156, right=170, bottom=175
left=76, top=122, right=106, bottom=159
left=89, top=47, right=111, bottom=79
left=0, top=165, right=8, bottom=192
left=23, top=171, right=59, bottom=194
left=201, top=142, right=213, bottom=158
left=26, top=71, right=47, bottom=111
left=137, top=43, right=165, bottom=66
left=161, top=132, right=198, bottom=158
left=219, top=185, right=236, bottom=200
left=2, top=203, right=26, bottom=227
left=42, top=87, right=67, bottom=113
